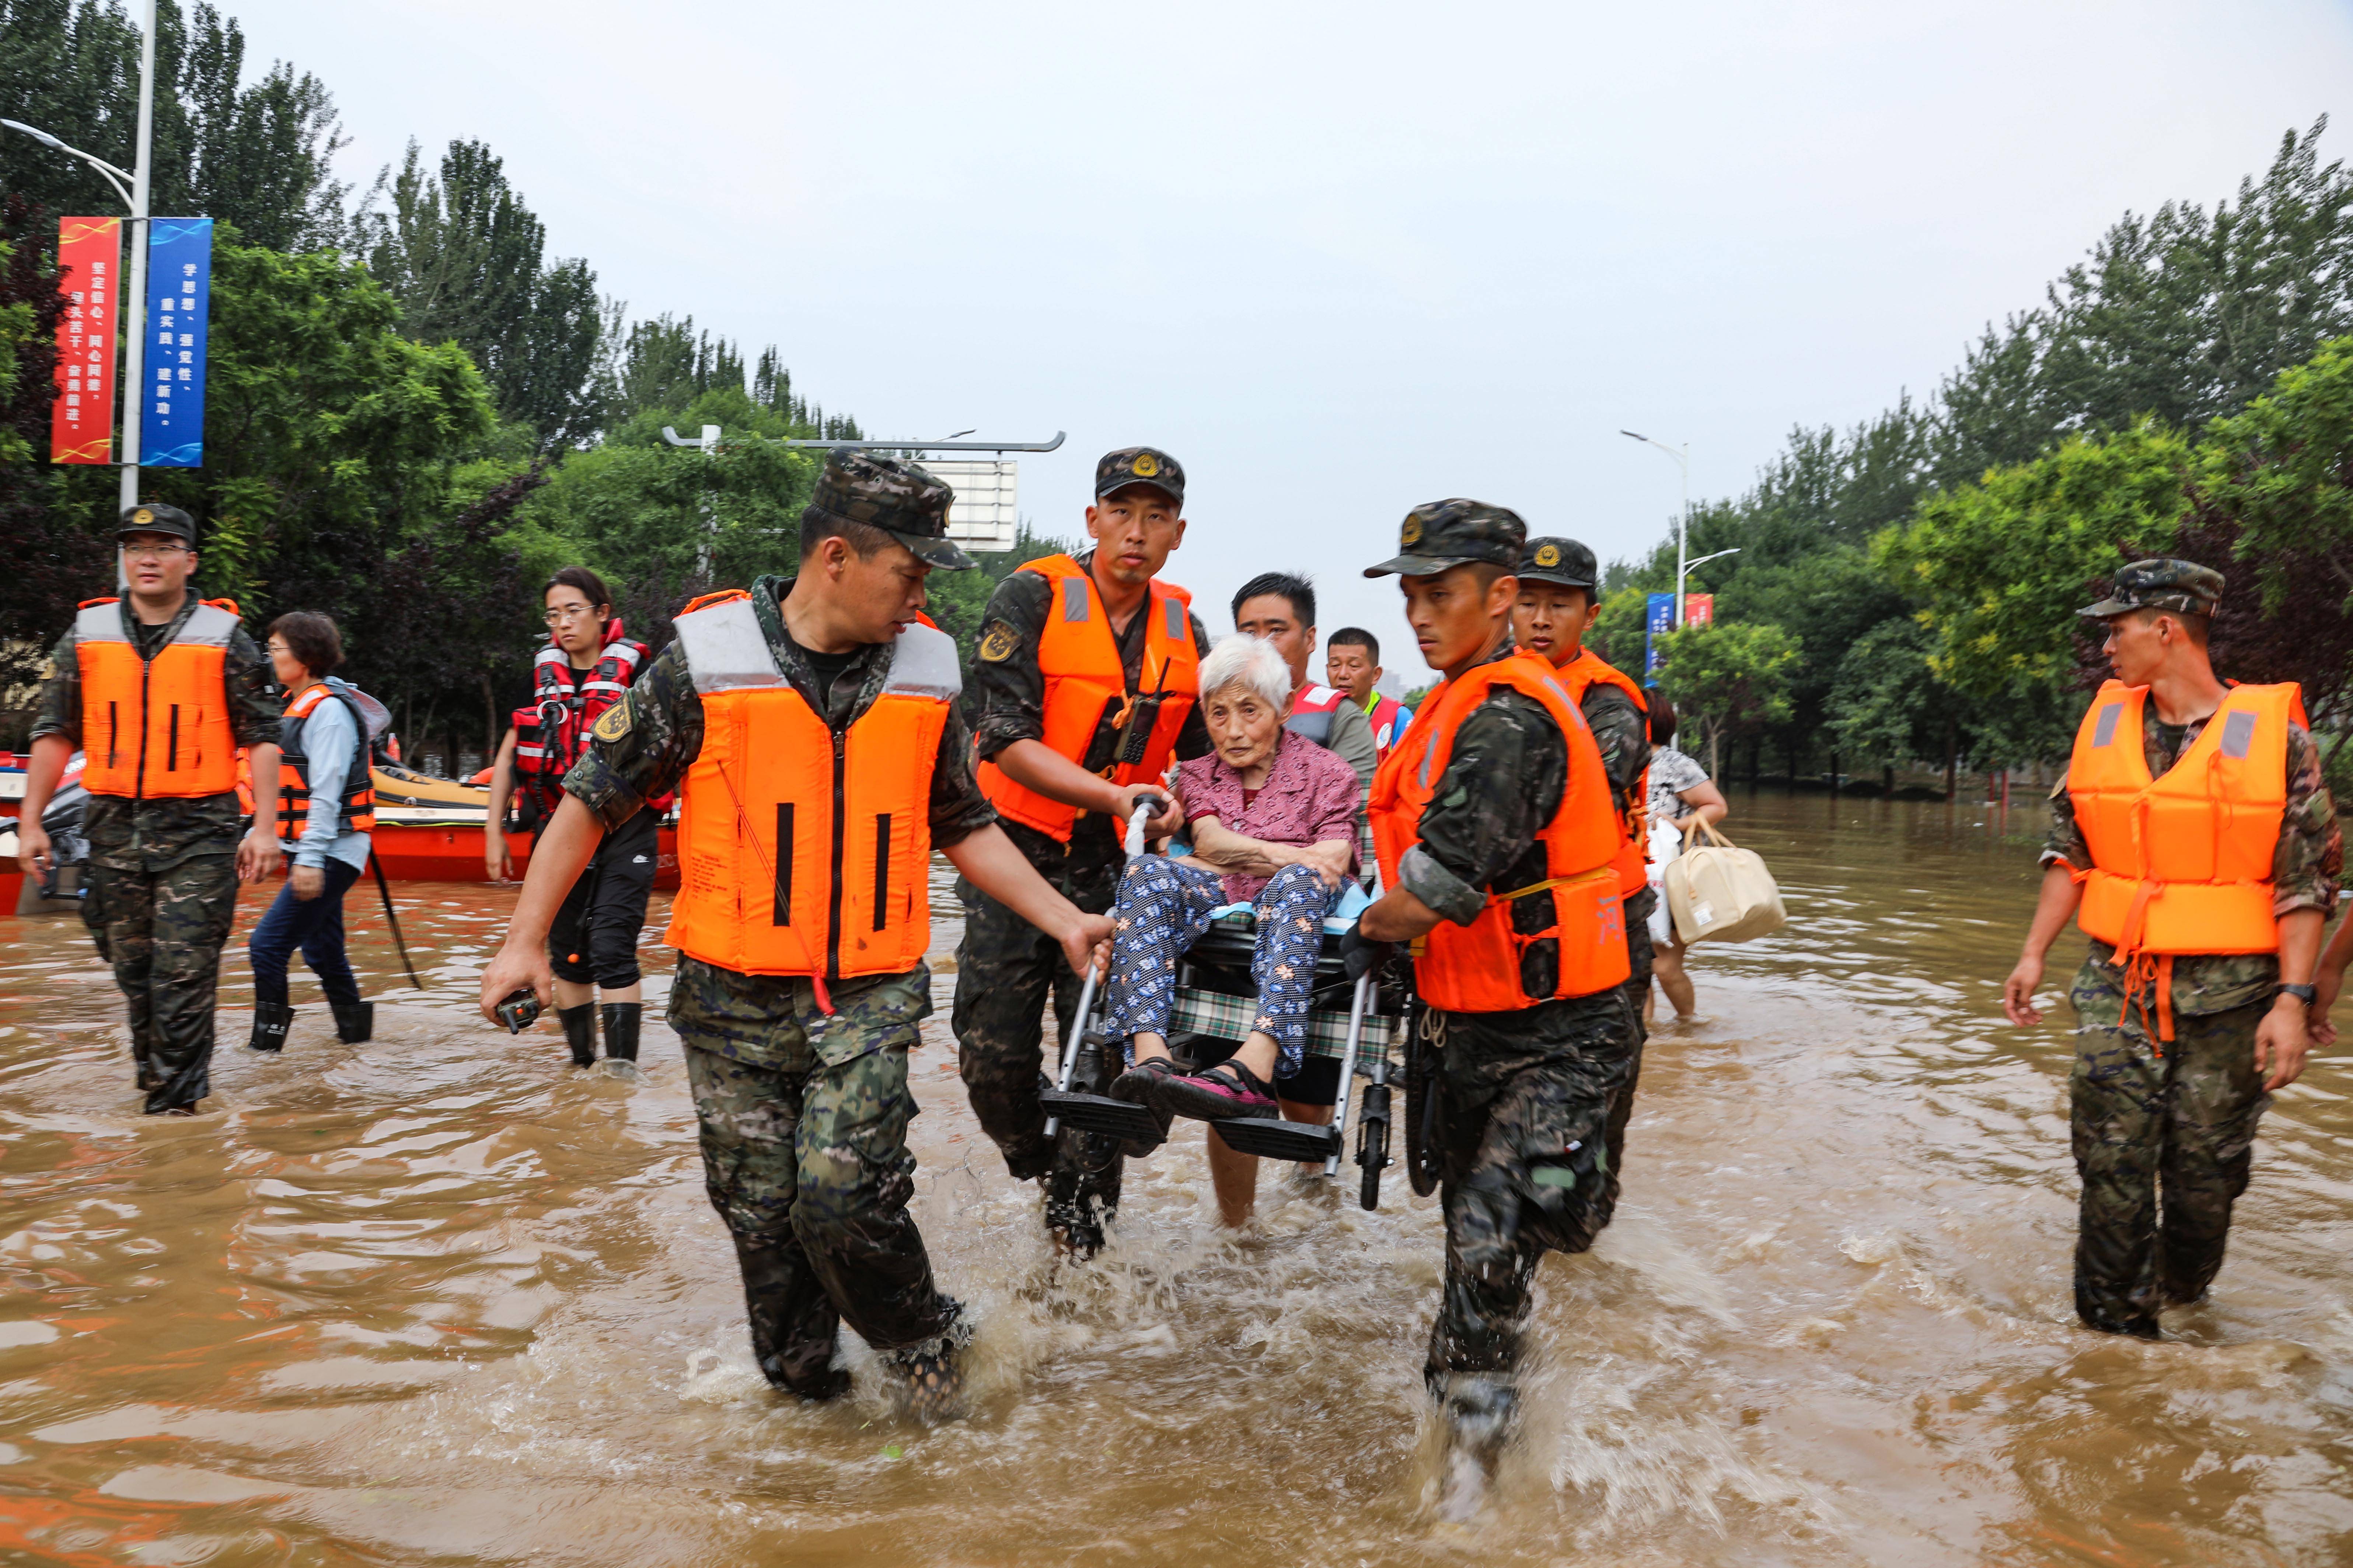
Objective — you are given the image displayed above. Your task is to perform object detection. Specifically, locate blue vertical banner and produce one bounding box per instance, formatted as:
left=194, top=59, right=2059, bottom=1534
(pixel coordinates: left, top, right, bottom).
left=1644, top=591, right=1677, bottom=676
left=140, top=218, right=213, bottom=468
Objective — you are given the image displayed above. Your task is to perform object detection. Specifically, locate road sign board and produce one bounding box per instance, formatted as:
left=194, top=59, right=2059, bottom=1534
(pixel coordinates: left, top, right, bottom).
left=925, top=459, right=1020, bottom=552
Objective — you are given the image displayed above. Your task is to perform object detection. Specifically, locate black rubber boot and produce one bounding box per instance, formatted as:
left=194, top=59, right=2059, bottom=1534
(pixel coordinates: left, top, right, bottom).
left=599, top=1002, right=641, bottom=1063
left=558, top=1003, right=598, bottom=1068
left=248, top=1002, right=295, bottom=1053
left=331, top=1000, right=374, bottom=1043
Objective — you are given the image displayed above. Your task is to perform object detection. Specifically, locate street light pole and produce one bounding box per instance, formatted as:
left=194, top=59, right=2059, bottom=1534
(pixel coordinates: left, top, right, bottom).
left=119, top=0, right=157, bottom=510
left=1620, top=429, right=1692, bottom=624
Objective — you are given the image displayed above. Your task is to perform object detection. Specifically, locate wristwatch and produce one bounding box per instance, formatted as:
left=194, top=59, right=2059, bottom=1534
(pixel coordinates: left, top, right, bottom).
left=2276, top=983, right=2318, bottom=1006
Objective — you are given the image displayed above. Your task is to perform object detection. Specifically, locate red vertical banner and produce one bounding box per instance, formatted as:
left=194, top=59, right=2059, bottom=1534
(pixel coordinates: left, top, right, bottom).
left=51, top=216, right=121, bottom=465
left=1684, top=594, right=1715, bottom=627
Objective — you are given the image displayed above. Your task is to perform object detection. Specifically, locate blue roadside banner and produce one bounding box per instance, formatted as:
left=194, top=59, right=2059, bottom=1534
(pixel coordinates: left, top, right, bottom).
left=1644, top=592, right=1676, bottom=676
left=140, top=217, right=212, bottom=468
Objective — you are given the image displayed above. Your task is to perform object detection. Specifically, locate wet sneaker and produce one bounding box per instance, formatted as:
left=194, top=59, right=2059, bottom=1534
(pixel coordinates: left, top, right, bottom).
left=1149, top=1058, right=1277, bottom=1123
left=1109, top=1056, right=1180, bottom=1156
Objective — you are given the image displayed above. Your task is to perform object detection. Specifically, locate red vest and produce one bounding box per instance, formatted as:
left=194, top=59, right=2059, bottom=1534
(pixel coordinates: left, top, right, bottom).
left=512, top=616, right=669, bottom=820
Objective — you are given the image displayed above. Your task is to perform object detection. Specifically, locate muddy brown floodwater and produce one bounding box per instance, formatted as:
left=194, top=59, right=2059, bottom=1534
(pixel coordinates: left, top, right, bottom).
left=1, top=791, right=2349, bottom=1565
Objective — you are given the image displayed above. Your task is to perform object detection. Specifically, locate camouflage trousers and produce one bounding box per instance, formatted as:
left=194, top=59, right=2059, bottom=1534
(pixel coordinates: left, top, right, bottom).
left=81, top=853, right=239, bottom=1114
left=1598, top=886, right=1656, bottom=1226
left=670, top=957, right=957, bottom=1398
left=952, top=865, right=1124, bottom=1246
left=2069, top=962, right=2270, bottom=1338
left=1424, top=988, right=1641, bottom=1386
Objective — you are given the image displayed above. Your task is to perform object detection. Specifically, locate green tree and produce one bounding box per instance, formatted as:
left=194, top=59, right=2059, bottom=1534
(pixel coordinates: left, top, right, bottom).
left=355, top=138, right=605, bottom=447
left=1585, top=584, right=1655, bottom=684
left=0, top=0, right=346, bottom=251
left=1652, top=620, right=1798, bottom=776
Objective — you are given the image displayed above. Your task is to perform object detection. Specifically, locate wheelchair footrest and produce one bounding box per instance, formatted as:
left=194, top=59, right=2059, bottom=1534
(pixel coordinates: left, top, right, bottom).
left=1040, top=1090, right=1165, bottom=1145
left=1211, top=1117, right=1341, bottom=1162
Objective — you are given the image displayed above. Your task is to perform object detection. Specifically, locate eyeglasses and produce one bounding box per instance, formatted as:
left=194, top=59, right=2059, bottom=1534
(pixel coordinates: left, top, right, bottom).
left=542, top=605, right=599, bottom=626
left=122, top=543, right=188, bottom=561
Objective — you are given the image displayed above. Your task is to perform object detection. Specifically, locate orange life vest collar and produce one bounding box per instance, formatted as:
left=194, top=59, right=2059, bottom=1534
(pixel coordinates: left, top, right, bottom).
left=1371, top=652, right=1631, bottom=1012
left=975, top=552, right=1200, bottom=843
left=664, top=590, right=959, bottom=980
left=73, top=595, right=243, bottom=799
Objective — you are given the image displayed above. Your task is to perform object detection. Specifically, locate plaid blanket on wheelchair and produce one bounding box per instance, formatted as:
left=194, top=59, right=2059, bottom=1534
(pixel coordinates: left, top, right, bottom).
left=1168, top=980, right=1399, bottom=1069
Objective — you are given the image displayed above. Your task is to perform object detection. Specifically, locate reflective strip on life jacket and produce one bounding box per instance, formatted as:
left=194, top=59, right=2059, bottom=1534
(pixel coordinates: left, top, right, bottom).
left=1532, top=646, right=1651, bottom=899
left=975, top=553, right=1200, bottom=842
left=664, top=591, right=958, bottom=978
left=73, top=596, right=242, bottom=798
left=1371, top=655, right=1630, bottom=1012
left=276, top=682, right=377, bottom=839
left=513, top=616, right=668, bottom=815
left=2066, top=679, right=2294, bottom=959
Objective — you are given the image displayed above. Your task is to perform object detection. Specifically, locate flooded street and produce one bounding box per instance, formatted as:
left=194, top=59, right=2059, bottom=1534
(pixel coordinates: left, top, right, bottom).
left=2, top=789, right=2349, bottom=1566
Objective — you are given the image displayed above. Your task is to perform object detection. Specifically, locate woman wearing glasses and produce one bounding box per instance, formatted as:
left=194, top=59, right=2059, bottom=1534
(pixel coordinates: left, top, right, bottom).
left=483, top=568, right=667, bottom=1070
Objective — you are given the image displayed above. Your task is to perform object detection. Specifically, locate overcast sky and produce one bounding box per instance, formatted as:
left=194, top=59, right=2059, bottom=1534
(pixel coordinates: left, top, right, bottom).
left=229, top=0, right=2353, bottom=680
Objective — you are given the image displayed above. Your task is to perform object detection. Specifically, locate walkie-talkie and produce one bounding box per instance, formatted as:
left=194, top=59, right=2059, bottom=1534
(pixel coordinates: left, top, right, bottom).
left=495, top=989, right=543, bottom=1035
left=1114, top=660, right=1173, bottom=767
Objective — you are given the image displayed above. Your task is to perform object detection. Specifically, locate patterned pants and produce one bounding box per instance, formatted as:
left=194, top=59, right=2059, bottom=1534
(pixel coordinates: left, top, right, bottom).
left=1101, top=855, right=1336, bottom=1082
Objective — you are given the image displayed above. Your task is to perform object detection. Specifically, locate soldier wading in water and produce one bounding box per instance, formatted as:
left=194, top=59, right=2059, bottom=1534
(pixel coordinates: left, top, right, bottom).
left=479, top=452, right=1112, bottom=1410
left=2004, top=559, right=2340, bottom=1340
left=1347, top=500, right=1642, bottom=1495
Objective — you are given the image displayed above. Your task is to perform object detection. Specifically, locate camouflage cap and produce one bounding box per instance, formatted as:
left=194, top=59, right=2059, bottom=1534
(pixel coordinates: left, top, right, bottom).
left=116, top=501, right=196, bottom=546
left=1363, top=498, right=1527, bottom=578
left=2077, top=557, right=2223, bottom=619
left=1516, top=535, right=1598, bottom=589
left=803, top=449, right=975, bottom=571
left=1095, top=447, right=1184, bottom=507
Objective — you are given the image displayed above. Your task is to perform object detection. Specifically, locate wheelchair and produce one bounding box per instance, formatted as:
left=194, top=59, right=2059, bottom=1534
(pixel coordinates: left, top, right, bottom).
left=1040, top=905, right=1421, bottom=1211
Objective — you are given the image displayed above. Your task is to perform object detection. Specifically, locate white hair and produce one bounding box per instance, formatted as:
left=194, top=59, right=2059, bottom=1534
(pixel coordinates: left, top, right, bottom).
left=1197, top=634, right=1294, bottom=713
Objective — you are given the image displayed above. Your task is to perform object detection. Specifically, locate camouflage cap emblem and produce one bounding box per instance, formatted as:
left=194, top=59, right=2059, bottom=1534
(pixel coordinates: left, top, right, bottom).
left=133, top=507, right=154, bottom=525
left=1131, top=452, right=1159, bottom=478
left=1400, top=515, right=1424, bottom=547
left=1094, top=446, right=1185, bottom=505
left=1534, top=543, right=1560, bottom=568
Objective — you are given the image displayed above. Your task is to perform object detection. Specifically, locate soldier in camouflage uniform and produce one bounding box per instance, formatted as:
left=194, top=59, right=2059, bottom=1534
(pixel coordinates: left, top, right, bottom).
left=955, top=447, right=1214, bottom=1254
left=478, top=452, right=1111, bottom=1408
left=18, top=504, right=282, bottom=1114
left=1513, top=534, right=1654, bottom=1227
left=2004, top=560, right=2339, bottom=1339
left=1350, top=502, right=1643, bottom=1470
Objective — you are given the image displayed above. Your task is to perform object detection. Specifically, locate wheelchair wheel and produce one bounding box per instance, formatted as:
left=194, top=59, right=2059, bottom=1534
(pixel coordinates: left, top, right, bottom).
left=1358, top=1114, right=1387, bottom=1210
left=1404, top=1023, right=1441, bottom=1198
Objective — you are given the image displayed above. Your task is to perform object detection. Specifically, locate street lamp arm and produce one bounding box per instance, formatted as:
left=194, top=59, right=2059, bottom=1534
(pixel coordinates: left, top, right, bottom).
left=0, top=119, right=134, bottom=208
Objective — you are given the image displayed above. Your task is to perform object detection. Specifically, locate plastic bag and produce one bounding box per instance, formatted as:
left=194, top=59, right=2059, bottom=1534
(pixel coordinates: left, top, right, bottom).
left=1664, top=820, right=1785, bottom=945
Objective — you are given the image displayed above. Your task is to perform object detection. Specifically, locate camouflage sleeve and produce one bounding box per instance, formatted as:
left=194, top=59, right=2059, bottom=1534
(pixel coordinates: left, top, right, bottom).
left=1400, top=691, right=1568, bottom=926
left=2275, top=724, right=2342, bottom=916
left=2039, top=777, right=2088, bottom=872
left=964, top=570, right=1052, bottom=762
left=223, top=627, right=283, bottom=748
left=562, top=640, right=702, bottom=829
left=1581, top=685, right=1649, bottom=810
left=928, top=699, right=999, bottom=849
left=1171, top=609, right=1214, bottom=762
left=26, top=627, right=81, bottom=747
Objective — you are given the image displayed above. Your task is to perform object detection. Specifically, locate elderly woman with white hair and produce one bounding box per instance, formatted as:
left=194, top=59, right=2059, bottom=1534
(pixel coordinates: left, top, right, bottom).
left=1103, top=633, right=1364, bottom=1145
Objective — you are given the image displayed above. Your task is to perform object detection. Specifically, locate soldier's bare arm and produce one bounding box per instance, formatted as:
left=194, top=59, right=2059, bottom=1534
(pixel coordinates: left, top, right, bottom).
left=479, top=794, right=605, bottom=1019
left=236, top=743, right=282, bottom=882
left=942, top=825, right=1115, bottom=976
left=2256, top=907, right=2324, bottom=1090
left=2003, top=864, right=2086, bottom=1028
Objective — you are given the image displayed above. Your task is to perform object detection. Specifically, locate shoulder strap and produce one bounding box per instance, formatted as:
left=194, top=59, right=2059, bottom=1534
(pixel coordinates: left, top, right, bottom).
left=883, top=621, right=962, bottom=701
left=674, top=593, right=783, bottom=693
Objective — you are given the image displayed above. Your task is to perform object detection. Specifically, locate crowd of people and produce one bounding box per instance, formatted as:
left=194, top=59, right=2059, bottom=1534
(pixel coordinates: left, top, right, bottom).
left=10, top=456, right=2346, bottom=1480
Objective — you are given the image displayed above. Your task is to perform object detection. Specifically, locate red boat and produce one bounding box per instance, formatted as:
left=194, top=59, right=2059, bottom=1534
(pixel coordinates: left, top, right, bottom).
left=370, top=760, right=678, bottom=887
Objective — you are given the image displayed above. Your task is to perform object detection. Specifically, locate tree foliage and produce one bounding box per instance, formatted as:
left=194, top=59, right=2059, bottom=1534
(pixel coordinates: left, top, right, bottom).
left=1651, top=620, right=1797, bottom=774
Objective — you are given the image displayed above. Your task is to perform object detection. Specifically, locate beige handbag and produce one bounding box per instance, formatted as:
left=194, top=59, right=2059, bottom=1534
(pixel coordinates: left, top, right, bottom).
left=1664, top=820, right=1786, bottom=945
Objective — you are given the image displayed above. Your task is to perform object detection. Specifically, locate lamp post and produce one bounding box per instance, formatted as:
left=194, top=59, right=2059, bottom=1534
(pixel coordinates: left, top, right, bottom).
left=1620, top=428, right=1692, bottom=624
left=0, top=0, right=155, bottom=511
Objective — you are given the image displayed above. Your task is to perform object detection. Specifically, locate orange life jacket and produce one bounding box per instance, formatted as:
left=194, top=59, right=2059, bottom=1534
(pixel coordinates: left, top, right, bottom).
left=276, top=682, right=377, bottom=840
left=2066, top=679, right=2298, bottom=959
left=663, top=589, right=960, bottom=979
left=73, top=595, right=243, bottom=798
left=1530, top=646, right=1651, bottom=900
left=975, top=553, right=1200, bottom=842
left=1371, top=654, right=1631, bottom=1012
